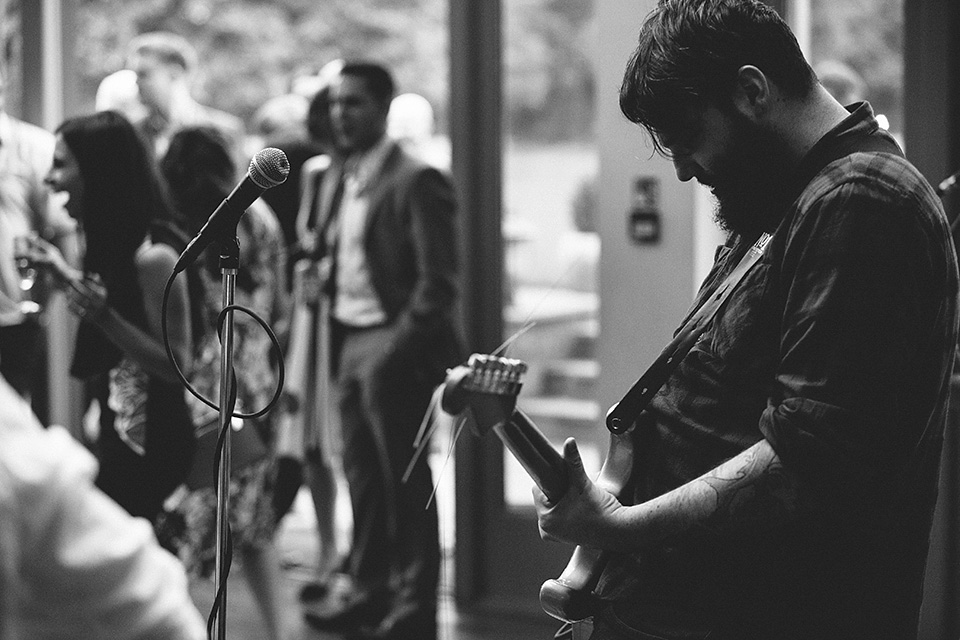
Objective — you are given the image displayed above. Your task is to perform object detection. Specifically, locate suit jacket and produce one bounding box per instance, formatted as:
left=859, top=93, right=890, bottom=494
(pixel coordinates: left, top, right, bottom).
left=297, top=139, right=464, bottom=381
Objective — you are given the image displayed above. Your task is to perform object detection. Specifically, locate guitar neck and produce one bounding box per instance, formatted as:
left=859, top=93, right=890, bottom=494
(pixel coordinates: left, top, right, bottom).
left=493, top=409, right=568, bottom=503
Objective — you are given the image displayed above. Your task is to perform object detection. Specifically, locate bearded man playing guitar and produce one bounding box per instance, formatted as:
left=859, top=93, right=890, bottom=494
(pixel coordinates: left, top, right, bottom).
left=528, top=1, right=959, bottom=639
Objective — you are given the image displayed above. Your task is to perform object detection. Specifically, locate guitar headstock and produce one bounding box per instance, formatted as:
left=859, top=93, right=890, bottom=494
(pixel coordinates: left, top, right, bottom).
left=441, top=353, right=528, bottom=435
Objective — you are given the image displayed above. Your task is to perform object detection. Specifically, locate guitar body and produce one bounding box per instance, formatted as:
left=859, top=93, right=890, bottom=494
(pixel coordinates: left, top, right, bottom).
left=442, top=354, right=639, bottom=623
left=539, top=426, right=634, bottom=621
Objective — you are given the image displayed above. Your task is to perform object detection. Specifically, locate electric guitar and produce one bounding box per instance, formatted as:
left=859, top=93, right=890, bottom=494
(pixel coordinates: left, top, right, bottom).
left=442, top=353, right=637, bottom=623
left=440, top=236, right=774, bottom=625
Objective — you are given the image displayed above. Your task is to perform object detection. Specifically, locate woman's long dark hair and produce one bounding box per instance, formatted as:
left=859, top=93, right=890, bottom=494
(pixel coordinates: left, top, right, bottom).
left=57, top=110, right=180, bottom=377
left=58, top=110, right=174, bottom=281
left=160, top=125, right=256, bottom=291
left=160, top=125, right=235, bottom=232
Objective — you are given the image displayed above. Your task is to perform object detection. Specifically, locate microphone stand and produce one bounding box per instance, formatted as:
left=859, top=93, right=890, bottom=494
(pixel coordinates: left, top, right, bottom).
left=214, top=235, right=240, bottom=640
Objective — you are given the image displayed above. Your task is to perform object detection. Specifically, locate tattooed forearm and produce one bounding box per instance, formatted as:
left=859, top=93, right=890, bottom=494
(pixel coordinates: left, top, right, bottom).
left=606, top=440, right=802, bottom=553
left=692, top=439, right=800, bottom=534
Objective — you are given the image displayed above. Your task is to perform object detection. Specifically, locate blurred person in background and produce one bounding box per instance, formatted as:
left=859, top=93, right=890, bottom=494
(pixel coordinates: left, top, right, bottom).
left=126, top=31, right=245, bottom=163
left=814, top=59, right=866, bottom=107
left=157, top=124, right=292, bottom=640
left=250, top=91, right=325, bottom=283
left=387, top=91, right=449, bottom=169
left=95, top=68, right=147, bottom=122
left=300, top=60, right=462, bottom=640
left=273, top=77, right=347, bottom=604
left=0, top=370, right=206, bottom=640
left=28, top=110, right=197, bottom=525
left=0, top=65, right=76, bottom=416
left=815, top=59, right=892, bottom=132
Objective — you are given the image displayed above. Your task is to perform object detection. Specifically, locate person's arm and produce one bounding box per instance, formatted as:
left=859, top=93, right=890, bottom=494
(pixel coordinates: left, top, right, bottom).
left=534, top=437, right=803, bottom=553
left=293, top=157, right=331, bottom=259
left=399, top=166, right=459, bottom=331
left=98, top=242, right=191, bottom=382
left=29, top=238, right=191, bottom=383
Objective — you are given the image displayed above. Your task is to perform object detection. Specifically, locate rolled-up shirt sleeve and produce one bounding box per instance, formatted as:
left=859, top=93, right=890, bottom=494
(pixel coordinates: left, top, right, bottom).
left=758, top=164, right=955, bottom=505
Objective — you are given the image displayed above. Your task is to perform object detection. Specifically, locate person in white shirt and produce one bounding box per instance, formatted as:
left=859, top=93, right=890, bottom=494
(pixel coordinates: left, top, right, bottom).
left=0, top=373, right=206, bottom=640
left=0, top=68, right=75, bottom=404
left=126, top=31, right=245, bottom=164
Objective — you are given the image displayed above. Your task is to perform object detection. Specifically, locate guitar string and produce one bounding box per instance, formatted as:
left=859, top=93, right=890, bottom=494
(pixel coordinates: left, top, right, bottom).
left=393, top=247, right=592, bottom=638
left=425, top=414, right=468, bottom=509
left=402, top=383, right=445, bottom=484
left=491, top=319, right=536, bottom=357
left=403, top=287, right=544, bottom=488
left=492, top=255, right=583, bottom=357
left=405, top=253, right=583, bottom=509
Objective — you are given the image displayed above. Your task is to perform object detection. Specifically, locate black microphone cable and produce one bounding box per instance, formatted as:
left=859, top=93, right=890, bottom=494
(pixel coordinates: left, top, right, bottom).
left=159, top=268, right=285, bottom=639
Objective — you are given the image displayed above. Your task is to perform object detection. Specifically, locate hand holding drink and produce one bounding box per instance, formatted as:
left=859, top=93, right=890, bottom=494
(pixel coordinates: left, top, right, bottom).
left=13, top=234, right=40, bottom=315
left=14, top=234, right=96, bottom=320
left=66, top=272, right=108, bottom=322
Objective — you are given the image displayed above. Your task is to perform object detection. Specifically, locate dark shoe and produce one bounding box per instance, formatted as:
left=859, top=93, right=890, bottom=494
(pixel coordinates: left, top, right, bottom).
left=302, top=586, right=391, bottom=633
left=349, top=604, right=437, bottom=640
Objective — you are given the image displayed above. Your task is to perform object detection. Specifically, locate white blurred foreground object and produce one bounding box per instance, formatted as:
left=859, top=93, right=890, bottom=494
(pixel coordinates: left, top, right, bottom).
left=0, top=376, right=206, bottom=640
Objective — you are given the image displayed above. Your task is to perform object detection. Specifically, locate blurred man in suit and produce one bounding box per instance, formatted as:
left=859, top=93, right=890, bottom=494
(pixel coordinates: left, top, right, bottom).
left=300, top=61, right=462, bottom=640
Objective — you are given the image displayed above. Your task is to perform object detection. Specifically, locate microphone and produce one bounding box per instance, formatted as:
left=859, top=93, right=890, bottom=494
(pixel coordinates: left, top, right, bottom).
left=174, top=148, right=290, bottom=273
left=936, top=169, right=960, bottom=197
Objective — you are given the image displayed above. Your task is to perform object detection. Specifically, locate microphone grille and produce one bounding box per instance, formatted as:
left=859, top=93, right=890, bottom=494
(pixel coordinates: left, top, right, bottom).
left=248, top=148, right=290, bottom=189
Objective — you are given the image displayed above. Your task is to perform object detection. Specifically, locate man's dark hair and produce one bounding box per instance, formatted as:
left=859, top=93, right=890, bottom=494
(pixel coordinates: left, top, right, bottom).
left=339, top=61, right=395, bottom=108
left=57, top=110, right=173, bottom=269
left=620, top=0, right=816, bottom=154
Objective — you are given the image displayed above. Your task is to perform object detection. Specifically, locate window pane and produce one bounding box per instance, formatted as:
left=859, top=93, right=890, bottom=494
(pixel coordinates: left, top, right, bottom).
left=502, top=0, right=602, bottom=508
left=805, top=0, right=904, bottom=145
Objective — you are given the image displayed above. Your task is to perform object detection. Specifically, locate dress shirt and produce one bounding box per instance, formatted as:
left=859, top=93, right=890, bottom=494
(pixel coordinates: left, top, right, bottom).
left=332, top=135, right=393, bottom=327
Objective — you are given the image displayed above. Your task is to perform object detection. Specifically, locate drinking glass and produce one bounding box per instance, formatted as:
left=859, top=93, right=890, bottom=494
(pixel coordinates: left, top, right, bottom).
left=13, top=235, right=40, bottom=315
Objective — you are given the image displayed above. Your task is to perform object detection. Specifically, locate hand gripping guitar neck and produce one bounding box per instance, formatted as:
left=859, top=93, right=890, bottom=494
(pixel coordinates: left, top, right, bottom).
left=442, top=354, right=633, bottom=622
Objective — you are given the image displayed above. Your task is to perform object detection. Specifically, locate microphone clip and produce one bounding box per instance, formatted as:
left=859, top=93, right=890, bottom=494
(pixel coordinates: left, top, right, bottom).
left=217, top=235, right=241, bottom=272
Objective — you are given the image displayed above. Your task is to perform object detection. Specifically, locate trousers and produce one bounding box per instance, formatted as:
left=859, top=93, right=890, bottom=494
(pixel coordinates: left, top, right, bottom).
left=334, top=322, right=441, bottom=609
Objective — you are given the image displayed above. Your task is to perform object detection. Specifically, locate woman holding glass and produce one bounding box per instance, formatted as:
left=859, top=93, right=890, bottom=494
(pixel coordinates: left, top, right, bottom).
left=28, top=110, right=198, bottom=523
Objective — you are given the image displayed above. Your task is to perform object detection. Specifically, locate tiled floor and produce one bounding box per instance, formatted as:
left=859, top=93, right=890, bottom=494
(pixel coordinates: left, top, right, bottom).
left=190, top=472, right=561, bottom=640
left=190, top=567, right=559, bottom=640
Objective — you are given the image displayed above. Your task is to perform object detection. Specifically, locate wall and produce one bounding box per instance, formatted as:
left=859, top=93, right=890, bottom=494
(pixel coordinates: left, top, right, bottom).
left=595, top=0, right=708, bottom=414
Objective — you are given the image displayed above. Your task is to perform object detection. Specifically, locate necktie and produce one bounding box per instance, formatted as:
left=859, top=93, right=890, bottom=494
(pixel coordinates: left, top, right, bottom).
left=320, top=167, right=347, bottom=253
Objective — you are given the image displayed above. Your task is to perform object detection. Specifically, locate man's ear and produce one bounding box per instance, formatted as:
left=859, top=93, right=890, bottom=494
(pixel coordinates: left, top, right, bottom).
left=731, top=65, right=770, bottom=120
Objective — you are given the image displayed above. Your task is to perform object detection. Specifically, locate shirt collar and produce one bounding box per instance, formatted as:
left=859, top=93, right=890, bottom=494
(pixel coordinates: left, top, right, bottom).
left=345, top=134, right=394, bottom=193
left=792, top=101, right=891, bottom=192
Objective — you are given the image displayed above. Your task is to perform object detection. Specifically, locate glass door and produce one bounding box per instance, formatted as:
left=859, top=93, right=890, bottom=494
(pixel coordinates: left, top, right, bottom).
left=455, top=0, right=604, bottom=622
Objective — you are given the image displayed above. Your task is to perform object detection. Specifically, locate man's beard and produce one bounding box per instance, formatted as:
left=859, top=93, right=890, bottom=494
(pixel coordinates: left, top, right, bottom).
left=707, top=119, right=793, bottom=237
